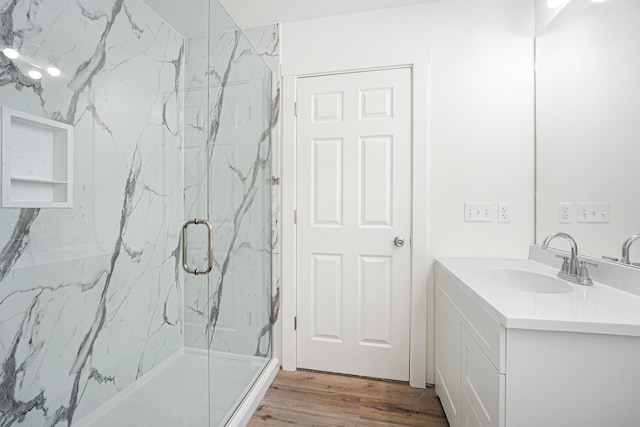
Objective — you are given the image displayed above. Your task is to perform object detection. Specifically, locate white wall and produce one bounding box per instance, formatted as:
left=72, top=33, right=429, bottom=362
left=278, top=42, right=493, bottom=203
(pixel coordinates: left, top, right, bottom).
left=281, top=0, right=535, bottom=383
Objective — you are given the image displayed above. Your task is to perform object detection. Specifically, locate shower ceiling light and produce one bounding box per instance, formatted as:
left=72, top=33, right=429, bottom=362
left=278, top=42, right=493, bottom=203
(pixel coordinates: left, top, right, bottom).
left=47, top=66, right=61, bottom=77
left=28, top=70, right=42, bottom=80
left=2, top=48, right=19, bottom=59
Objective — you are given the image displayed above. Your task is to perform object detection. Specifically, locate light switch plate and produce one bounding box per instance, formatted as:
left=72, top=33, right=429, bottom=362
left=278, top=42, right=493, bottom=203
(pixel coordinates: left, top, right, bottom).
left=464, top=202, right=495, bottom=222
left=576, top=202, right=610, bottom=223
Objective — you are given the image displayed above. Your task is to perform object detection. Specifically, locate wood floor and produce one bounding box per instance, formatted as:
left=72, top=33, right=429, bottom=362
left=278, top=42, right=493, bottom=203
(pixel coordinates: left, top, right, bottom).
left=248, top=370, right=450, bottom=426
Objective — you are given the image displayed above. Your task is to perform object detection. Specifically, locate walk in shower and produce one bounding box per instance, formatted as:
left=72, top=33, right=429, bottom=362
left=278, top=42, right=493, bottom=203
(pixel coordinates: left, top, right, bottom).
left=0, top=0, right=276, bottom=425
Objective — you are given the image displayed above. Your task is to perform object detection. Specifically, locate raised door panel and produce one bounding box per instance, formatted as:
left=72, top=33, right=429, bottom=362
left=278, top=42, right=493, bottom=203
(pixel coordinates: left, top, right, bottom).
left=359, top=136, right=393, bottom=228
left=311, top=138, right=343, bottom=227
left=358, top=255, right=392, bottom=347
left=312, top=91, right=344, bottom=123
left=311, top=253, right=343, bottom=343
left=360, top=87, right=394, bottom=120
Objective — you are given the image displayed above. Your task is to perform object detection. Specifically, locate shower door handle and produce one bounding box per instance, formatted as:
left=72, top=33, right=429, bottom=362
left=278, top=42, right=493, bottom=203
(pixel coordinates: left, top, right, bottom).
left=182, top=219, right=214, bottom=275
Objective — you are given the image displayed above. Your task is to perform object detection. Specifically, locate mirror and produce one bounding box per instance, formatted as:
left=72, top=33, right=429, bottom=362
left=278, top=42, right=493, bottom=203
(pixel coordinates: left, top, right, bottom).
left=535, top=0, right=640, bottom=262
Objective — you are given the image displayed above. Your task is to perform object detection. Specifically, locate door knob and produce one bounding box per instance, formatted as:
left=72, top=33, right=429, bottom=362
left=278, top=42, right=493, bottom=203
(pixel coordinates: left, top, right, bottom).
left=394, top=237, right=405, bottom=247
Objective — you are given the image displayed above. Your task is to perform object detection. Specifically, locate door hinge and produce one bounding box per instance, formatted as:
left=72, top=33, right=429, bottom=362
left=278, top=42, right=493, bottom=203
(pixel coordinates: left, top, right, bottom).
left=294, top=209, right=297, bottom=224
left=294, top=316, right=297, bottom=331
left=294, top=102, right=298, bottom=117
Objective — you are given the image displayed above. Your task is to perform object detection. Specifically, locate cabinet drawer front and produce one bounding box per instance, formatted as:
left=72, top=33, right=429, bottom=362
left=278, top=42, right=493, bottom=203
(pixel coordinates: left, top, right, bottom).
left=461, top=326, right=505, bottom=427
left=436, top=266, right=505, bottom=373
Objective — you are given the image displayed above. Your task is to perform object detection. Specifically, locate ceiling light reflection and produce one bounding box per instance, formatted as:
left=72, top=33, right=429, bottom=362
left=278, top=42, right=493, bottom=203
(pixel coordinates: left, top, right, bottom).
left=47, top=67, right=61, bottom=77
left=28, top=70, right=42, bottom=80
left=2, top=48, right=19, bottom=59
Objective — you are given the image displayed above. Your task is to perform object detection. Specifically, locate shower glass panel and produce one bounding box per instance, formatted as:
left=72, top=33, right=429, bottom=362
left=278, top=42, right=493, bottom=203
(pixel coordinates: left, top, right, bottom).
left=183, top=0, right=274, bottom=425
left=206, top=1, right=273, bottom=424
left=0, top=0, right=272, bottom=425
left=0, top=0, right=191, bottom=424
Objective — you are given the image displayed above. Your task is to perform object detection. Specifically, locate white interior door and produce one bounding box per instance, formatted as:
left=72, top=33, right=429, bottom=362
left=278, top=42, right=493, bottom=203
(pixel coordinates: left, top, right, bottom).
left=296, top=68, right=412, bottom=381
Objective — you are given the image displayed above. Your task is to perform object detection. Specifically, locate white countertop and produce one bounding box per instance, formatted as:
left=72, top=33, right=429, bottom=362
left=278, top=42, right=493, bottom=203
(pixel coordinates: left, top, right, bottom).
left=436, top=257, right=640, bottom=337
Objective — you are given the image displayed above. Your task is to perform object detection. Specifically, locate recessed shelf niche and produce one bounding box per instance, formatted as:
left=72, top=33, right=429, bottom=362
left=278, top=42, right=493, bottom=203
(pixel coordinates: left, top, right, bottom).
left=1, top=107, right=73, bottom=208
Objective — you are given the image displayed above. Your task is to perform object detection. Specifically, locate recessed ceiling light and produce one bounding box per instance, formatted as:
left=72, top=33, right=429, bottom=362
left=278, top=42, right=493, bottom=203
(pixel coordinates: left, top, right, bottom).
left=592, top=0, right=607, bottom=3
left=28, top=70, right=42, bottom=80
left=2, top=48, right=19, bottom=59
left=47, top=66, right=61, bottom=77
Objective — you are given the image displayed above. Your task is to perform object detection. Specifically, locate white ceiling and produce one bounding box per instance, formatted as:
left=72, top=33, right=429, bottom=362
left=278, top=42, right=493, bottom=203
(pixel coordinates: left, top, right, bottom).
left=143, top=0, right=442, bottom=37
left=218, top=0, right=443, bottom=29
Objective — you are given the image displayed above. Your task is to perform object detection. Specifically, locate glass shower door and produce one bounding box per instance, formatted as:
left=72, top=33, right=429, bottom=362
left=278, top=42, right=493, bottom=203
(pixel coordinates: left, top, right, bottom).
left=181, top=1, right=273, bottom=425
left=206, top=2, right=273, bottom=425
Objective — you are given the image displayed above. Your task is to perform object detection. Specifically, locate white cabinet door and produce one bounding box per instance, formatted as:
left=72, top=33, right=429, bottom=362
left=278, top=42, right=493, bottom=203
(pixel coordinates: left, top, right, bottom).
left=435, top=283, right=461, bottom=427
left=460, top=389, right=484, bottom=427
left=460, top=327, right=505, bottom=427
left=296, top=68, right=412, bottom=380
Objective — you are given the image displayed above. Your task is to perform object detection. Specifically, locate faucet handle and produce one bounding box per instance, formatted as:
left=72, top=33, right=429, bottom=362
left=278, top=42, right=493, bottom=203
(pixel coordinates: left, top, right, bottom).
left=555, top=255, right=570, bottom=274
left=602, top=255, right=619, bottom=262
left=578, top=261, right=595, bottom=286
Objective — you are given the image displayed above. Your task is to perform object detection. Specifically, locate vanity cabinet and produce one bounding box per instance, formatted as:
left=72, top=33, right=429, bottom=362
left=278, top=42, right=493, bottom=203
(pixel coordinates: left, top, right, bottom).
left=435, top=266, right=505, bottom=427
left=435, top=260, right=640, bottom=427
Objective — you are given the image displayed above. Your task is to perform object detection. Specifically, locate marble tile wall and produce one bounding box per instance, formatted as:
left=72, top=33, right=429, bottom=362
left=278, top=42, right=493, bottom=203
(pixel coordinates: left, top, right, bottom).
left=0, top=0, right=280, bottom=424
left=0, top=0, right=185, bottom=424
left=244, top=23, right=282, bottom=362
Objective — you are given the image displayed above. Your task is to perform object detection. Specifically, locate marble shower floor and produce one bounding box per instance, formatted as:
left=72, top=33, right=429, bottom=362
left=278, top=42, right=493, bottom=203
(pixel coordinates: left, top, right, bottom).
left=75, top=351, right=268, bottom=427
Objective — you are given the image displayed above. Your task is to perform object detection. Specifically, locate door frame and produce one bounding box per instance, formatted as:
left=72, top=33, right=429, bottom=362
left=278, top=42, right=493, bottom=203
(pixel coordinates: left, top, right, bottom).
left=281, top=59, right=429, bottom=388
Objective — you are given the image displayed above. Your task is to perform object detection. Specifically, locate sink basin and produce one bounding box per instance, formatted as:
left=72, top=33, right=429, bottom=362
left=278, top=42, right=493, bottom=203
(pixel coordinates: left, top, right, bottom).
left=474, top=268, right=573, bottom=294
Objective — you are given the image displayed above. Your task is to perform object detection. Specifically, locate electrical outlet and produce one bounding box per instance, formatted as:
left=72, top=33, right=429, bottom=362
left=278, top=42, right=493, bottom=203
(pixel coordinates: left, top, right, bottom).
left=558, top=203, right=572, bottom=224
left=498, top=203, right=511, bottom=223
left=576, top=202, right=610, bottom=223
left=464, top=202, right=495, bottom=222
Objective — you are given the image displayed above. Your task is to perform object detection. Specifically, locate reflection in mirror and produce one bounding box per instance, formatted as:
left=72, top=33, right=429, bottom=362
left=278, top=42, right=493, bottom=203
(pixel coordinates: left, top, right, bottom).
left=535, top=0, right=640, bottom=264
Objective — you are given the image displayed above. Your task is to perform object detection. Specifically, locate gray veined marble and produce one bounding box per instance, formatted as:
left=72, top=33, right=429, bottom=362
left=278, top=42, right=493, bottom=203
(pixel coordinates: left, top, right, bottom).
left=0, top=0, right=280, bottom=425
left=0, top=0, right=185, bottom=424
left=182, top=23, right=281, bottom=358
left=243, top=23, right=282, bottom=359
left=0, top=208, right=40, bottom=284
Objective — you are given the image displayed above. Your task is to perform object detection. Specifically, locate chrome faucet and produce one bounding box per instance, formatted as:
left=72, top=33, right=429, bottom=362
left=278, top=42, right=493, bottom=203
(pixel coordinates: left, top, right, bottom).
left=542, top=232, right=594, bottom=286
left=542, top=232, right=579, bottom=275
left=621, top=234, right=640, bottom=265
